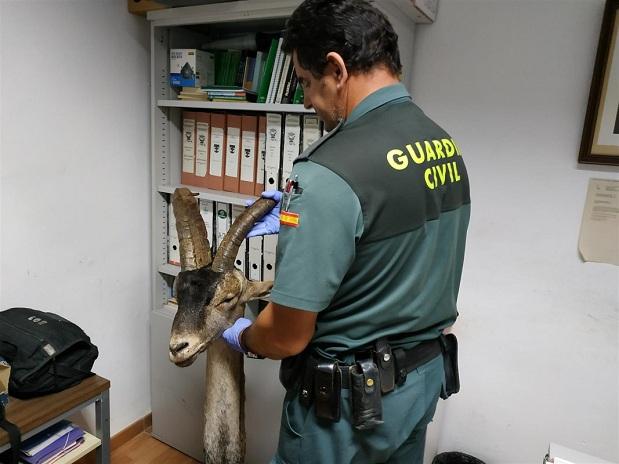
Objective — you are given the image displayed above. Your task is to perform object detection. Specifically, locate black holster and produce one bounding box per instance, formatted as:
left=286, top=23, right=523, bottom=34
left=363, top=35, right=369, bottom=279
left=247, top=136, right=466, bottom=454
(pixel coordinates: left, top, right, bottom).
left=279, top=350, right=309, bottom=391
left=439, top=333, right=460, bottom=399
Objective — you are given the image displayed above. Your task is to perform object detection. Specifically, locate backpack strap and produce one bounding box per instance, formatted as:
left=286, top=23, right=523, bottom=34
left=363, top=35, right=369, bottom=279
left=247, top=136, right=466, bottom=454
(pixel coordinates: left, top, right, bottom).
left=0, top=404, right=21, bottom=464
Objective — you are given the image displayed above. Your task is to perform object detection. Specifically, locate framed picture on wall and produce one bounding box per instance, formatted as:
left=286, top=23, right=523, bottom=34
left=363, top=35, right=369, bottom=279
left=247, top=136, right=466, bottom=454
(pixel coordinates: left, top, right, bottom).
left=579, top=0, right=619, bottom=165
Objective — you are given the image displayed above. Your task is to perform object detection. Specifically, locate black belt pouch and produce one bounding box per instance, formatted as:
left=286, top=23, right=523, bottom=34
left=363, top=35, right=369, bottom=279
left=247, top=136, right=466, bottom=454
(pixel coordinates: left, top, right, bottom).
left=439, top=333, right=460, bottom=399
left=350, top=359, right=384, bottom=430
left=314, top=361, right=341, bottom=422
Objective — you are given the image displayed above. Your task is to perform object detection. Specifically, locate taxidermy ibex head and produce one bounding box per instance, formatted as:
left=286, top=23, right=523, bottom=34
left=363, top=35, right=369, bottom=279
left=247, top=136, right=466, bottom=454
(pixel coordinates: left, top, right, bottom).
left=168, top=187, right=275, bottom=464
left=168, top=187, right=274, bottom=366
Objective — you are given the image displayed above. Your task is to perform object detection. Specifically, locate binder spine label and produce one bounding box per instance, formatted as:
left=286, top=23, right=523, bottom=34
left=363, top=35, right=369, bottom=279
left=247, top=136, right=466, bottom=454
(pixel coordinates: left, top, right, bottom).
left=210, top=126, right=225, bottom=177
left=240, top=130, right=256, bottom=182
left=182, top=117, right=196, bottom=174
left=225, top=127, right=241, bottom=177
left=195, top=121, right=210, bottom=177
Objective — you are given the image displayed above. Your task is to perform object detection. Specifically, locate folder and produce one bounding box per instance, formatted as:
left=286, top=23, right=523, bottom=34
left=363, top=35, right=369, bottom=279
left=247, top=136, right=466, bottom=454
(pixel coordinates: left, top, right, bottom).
left=181, top=111, right=197, bottom=186
left=302, top=115, right=320, bottom=151
left=206, top=113, right=227, bottom=190
left=262, top=234, right=277, bottom=281
left=231, top=204, right=248, bottom=275
left=168, top=202, right=180, bottom=266
left=223, top=113, right=242, bottom=192
left=214, top=202, right=231, bottom=252
left=239, top=114, right=258, bottom=195
left=264, top=113, right=282, bottom=191
left=199, top=199, right=215, bottom=254
left=281, top=114, right=301, bottom=188
left=254, top=115, right=267, bottom=196
left=194, top=112, right=210, bottom=188
left=248, top=236, right=263, bottom=281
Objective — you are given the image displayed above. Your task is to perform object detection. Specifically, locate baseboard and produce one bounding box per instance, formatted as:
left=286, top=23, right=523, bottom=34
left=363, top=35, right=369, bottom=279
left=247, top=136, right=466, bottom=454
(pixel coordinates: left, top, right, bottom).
left=111, top=413, right=153, bottom=450
left=74, top=413, right=152, bottom=464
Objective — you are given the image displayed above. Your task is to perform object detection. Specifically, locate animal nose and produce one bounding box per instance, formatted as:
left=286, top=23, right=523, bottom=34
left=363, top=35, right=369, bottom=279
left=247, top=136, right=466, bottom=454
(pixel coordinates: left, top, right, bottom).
left=169, top=341, right=189, bottom=355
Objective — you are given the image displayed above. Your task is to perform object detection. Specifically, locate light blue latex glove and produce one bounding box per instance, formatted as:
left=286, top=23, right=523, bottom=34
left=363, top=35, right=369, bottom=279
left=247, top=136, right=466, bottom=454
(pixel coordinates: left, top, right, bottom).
left=222, top=317, right=252, bottom=353
left=245, top=190, right=283, bottom=238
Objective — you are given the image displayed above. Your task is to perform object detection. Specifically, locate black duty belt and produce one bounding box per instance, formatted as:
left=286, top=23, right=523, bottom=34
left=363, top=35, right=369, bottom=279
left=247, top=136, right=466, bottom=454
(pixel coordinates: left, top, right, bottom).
left=280, top=335, right=459, bottom=427
left=338, top=338, right=442, bottom=389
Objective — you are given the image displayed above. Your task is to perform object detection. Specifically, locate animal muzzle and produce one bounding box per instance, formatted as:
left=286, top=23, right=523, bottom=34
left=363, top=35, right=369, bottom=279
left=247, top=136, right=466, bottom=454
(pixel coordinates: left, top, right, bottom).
left=169, top=333, right=206, bottom=367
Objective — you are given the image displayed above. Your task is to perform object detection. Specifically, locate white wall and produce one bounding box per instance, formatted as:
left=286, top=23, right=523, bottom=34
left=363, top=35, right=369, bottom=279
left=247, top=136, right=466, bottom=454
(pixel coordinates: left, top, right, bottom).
left=412, top=1, right=619, bottom=463
left=0, top=0, right=151, bottom=435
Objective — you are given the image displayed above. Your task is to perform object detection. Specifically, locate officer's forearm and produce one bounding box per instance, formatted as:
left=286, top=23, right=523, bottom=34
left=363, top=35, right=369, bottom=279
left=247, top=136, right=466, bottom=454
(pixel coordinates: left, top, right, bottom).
left=242, top=302, right=316, bottom=360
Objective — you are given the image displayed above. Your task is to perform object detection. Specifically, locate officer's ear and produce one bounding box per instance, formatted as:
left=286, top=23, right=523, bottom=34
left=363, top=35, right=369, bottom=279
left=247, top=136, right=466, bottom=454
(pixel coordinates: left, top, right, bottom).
left=325, top=52, right=349, bottom=89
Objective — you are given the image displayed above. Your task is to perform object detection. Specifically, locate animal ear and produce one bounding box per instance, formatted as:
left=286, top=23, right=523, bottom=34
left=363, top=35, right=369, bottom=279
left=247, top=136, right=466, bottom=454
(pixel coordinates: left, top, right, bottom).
left=241, top=280, right=273, bottom=302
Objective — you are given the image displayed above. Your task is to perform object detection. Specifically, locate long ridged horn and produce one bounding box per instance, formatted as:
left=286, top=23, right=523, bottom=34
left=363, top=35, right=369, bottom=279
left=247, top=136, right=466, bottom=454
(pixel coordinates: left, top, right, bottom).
left=211, top=198, right=276, bottom=273
left=172, top=188, right=212, bottom=271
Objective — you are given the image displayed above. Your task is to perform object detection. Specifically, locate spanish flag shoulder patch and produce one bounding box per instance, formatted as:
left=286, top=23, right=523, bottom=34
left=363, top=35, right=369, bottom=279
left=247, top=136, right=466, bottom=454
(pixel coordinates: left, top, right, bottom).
left=280, top=211, right=300, bottom=228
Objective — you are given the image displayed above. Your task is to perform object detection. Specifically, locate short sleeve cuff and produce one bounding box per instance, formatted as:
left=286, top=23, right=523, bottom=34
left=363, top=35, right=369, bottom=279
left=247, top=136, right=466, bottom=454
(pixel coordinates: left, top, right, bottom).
left=269, top=289, right=329, bottom=312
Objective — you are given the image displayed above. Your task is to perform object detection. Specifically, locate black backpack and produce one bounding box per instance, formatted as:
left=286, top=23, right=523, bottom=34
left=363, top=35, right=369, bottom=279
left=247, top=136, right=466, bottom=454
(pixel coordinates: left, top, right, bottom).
left=0, top=308, right=98, bottom=399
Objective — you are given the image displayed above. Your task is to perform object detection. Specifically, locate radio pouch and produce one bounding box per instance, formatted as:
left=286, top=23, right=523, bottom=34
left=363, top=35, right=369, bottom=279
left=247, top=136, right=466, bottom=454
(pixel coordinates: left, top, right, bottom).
left=439, top=333, right=460, bottom=399
left=314, top=361, right=341, bottom=422
left=350, top=359, right=383, bottom=430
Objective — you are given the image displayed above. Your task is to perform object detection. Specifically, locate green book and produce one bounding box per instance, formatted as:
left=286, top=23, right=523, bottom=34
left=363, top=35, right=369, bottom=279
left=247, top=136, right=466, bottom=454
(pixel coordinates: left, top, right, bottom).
left=257, top=38, right=279, bottom=103
left=227, top=49, right=242, bottom=86
left=292, top=82, right=304, bottom=104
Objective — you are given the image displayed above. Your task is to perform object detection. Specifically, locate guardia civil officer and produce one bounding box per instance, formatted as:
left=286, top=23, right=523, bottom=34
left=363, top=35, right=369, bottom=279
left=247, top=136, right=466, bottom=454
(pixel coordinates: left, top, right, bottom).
left=222, top=1, right=471, bottom=462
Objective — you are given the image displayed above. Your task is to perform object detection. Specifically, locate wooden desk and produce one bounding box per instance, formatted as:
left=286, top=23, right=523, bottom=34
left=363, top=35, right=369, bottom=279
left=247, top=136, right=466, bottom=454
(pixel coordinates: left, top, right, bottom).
left=0, top=375, right=110, bottom=464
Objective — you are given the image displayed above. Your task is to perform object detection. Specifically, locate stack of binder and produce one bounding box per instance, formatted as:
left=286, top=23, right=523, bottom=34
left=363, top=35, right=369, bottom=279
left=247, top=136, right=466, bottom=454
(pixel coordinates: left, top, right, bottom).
left=20, top=420, right=84, bottom=464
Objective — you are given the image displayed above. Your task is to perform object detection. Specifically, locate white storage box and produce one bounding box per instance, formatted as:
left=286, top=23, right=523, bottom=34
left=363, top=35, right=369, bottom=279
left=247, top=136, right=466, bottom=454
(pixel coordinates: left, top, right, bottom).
left=169, top=48, right=215, bottom=87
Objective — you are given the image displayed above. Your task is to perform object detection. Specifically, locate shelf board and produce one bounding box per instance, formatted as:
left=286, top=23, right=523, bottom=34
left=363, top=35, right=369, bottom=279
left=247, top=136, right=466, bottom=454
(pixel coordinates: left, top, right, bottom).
left=158, top=184, right=256, bottom=206
left=53, top=431, right=101, bottom=464
left=157, top=99, right=313, bottom=113
left=159, top=263, right=181, bottom=277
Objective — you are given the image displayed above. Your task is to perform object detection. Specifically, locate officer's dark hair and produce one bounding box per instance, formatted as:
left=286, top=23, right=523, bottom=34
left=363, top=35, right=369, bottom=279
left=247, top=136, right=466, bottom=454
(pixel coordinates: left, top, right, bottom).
left=282, top=0, right=402, bottom=78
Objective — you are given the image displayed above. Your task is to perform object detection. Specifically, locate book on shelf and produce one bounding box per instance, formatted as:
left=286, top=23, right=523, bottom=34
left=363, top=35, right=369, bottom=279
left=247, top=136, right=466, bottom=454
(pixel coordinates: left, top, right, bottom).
left=194, top=112, right=210, bottom=188
left=273, top=52, right=292, bottom=104
left=206, top=113, right=227, bottom=190
left=223, top=114, right=242, bottom=193
left=257, top=38, right=279, bottom=103
left=292, top=83, right=304, bottom=104
left=239, top=114, right=258, bottom=195
left=266, top=37, right=284, bottom=104
left=181, top=112, right=197, bottom=185
left=254, top=115, right=267, bottom=196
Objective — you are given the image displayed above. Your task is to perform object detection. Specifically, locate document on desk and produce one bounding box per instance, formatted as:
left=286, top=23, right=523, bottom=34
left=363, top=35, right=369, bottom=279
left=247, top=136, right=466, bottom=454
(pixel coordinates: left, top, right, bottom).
left=578, top=178, right=619, bottom=266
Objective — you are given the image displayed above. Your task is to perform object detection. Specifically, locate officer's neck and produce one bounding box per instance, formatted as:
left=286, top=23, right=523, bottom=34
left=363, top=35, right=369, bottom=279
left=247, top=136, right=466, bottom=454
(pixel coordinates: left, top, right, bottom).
left=343, top=67, right=401, bottom=119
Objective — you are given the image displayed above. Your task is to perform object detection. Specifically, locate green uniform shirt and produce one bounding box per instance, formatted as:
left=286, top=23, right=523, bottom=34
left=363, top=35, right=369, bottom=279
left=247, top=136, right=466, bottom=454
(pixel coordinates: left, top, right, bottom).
left=270, top=83, right=470, bottom=359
